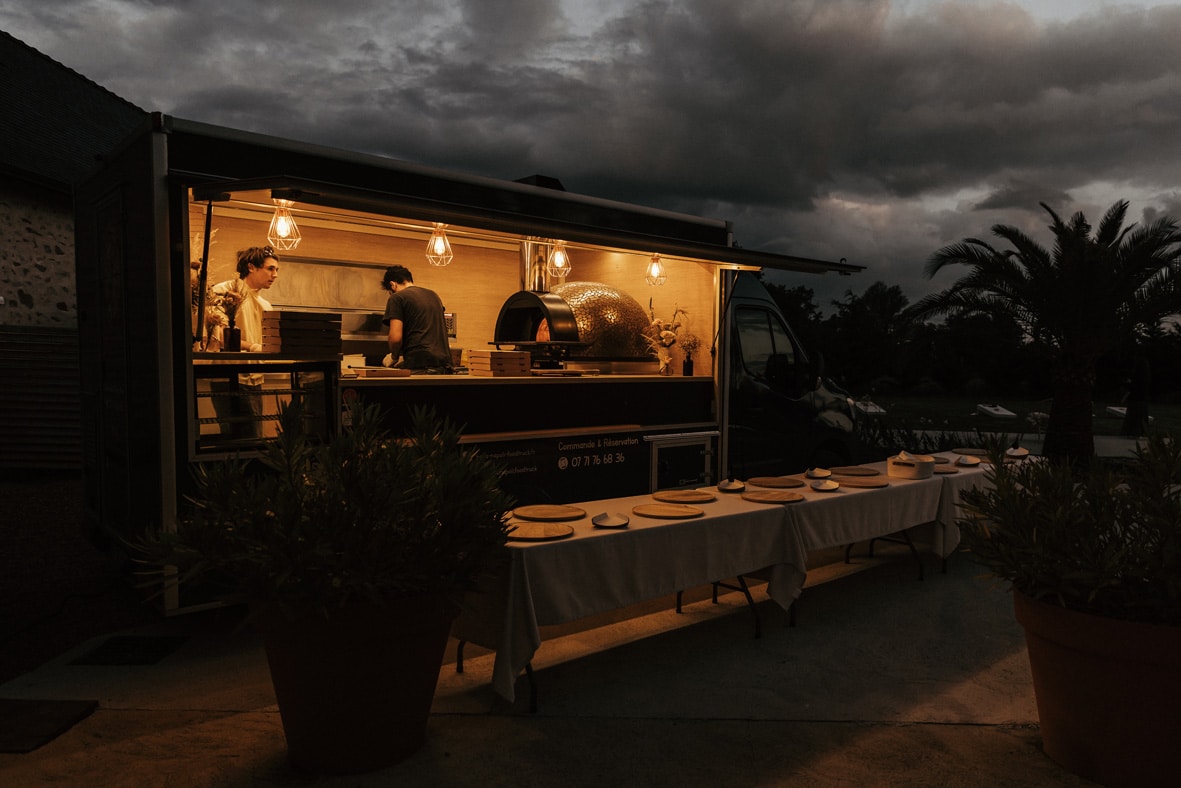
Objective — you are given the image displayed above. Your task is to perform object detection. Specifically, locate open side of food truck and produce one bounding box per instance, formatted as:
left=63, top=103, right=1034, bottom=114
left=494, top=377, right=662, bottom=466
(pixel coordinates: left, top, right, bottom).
left=74, top=113, right=861, bottom=605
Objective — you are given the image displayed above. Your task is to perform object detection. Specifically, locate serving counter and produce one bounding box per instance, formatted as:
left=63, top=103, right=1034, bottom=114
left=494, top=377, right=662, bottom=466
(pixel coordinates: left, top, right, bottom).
left=342, top=372, right=719, bottom=502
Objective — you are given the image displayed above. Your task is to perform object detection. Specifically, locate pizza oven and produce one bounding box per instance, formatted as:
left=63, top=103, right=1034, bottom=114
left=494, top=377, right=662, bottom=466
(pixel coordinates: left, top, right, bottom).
left=493, top=290, right=581, bottom=346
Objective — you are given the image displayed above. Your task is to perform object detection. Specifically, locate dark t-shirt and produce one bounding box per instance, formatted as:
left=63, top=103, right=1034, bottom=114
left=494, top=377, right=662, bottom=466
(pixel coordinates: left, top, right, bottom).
left=382, top=285, right=452, bottom=369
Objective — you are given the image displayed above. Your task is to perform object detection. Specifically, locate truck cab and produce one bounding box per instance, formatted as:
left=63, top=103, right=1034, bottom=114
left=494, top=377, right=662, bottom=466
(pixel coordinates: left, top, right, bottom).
left=722, top=272, right=856, bottom=479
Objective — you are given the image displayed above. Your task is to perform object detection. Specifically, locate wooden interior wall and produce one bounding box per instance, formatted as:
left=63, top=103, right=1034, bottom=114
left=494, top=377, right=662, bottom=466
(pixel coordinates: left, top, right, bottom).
left=188, top=203, right=717, bottom=365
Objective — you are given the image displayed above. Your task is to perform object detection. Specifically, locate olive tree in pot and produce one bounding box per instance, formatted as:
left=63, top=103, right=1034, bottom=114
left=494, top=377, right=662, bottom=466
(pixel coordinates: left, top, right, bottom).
left=139, top=400, right=513, bottom=775
left=958, top=434, right=1181, bottom=787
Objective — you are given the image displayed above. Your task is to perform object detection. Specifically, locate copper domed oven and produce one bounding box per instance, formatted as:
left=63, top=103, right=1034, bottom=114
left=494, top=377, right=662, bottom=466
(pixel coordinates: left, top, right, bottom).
left=493, top=282, right=654, bottom=370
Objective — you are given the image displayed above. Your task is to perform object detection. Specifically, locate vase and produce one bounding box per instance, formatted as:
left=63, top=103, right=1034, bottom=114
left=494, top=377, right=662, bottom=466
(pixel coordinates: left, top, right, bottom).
left=1013, top=591, right=1181, bottom=786
left=683, top=358, right=694, bottom=376
left=261, top=596, right=459, bottom=775
left=222, top=325, right=241, bottom=352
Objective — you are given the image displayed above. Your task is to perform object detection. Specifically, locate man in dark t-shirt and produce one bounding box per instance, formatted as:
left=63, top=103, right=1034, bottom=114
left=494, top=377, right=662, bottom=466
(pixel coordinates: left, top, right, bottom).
left=380, top=265, right=453, bottom=371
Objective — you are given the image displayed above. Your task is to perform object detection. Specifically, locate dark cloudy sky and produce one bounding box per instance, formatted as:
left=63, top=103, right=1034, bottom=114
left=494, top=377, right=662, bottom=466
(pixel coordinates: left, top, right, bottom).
left=4, top=0, right=1180, bottom=310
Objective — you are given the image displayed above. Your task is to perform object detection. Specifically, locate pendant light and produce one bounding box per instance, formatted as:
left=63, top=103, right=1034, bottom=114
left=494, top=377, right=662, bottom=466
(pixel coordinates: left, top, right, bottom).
left=266, top=198, right=301, bottom=250
left=546, top=239, right=572, bottom=279
left=426, top=222, right=454, bottom=266
left=645, top=253, right=667, bottom=286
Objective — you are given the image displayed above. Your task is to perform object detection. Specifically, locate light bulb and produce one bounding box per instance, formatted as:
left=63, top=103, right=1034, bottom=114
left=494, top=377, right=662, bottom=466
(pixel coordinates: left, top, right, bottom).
left=266, top=198, right=301, bottom=250
left=546, top=240, right=572, bottom=278
left=645, top=253, right=667, bottom=286
left=426, top=223, right=453, bottom=266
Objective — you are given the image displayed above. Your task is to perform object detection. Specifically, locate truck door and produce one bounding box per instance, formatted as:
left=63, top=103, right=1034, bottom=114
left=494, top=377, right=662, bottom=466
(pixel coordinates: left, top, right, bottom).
left=721, top=273, right=854, bottom=479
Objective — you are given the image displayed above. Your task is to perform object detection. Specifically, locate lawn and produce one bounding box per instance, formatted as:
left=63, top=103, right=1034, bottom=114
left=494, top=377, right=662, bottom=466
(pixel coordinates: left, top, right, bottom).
left=859, top=396, right=1181, bottom=438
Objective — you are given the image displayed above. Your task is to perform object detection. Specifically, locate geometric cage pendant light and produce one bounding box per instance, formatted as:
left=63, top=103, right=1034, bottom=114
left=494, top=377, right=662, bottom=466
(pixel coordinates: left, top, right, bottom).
left=267, top=198, right=302, bottom=250
left=426, top=222, right=454, bottom=266
left=645, top=252, right=667, bottom=286
left=545, top=239, right=572, bottom=279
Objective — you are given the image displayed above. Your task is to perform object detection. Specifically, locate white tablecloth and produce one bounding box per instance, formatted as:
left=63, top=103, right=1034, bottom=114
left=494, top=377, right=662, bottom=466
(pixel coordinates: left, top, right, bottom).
left=455, top=458, right=994, bottom=703
left=787, top=468, right=944, bottom=552
left=923, top=453, right=991, bottom=557
left=454, top=490, right=807, bottom=703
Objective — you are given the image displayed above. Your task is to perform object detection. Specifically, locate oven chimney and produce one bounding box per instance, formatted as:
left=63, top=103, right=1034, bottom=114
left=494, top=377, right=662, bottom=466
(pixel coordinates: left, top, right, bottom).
left=520, top=238, right=549, bottom=292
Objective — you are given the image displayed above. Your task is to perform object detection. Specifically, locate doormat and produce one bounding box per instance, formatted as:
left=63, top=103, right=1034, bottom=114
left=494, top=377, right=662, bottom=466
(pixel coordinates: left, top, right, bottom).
left=0, top=698, right=98, bottom=753
left=69, top=634, right=188, bottom=666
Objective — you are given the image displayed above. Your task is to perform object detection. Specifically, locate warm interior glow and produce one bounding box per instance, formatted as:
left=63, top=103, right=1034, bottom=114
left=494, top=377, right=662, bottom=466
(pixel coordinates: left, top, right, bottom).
left=426, top=222, right=454, bottom=266
left=645, top=253, right=667, bottom=286
left=546, top=240, right=572, bottom=279
left=266, top=199, right=302, bottom=250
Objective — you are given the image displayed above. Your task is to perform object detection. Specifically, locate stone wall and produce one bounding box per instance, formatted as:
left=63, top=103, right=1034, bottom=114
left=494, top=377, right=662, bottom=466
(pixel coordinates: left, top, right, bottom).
left=0, top=181, right=76, bottom=328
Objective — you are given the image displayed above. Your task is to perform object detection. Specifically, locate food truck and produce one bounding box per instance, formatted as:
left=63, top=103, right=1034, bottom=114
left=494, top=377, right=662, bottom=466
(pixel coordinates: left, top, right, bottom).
left=75, top=113, right=861, bottom=579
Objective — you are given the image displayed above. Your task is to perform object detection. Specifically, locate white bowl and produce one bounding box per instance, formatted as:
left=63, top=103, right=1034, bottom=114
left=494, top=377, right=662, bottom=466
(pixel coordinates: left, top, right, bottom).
left=805, top=467, right=832, bottom=479
left=811, top=479, right=840, bottom=492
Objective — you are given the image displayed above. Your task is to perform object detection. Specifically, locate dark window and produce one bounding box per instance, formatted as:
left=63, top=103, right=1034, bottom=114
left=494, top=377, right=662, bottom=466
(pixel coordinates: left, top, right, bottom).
left=736, top=307, right=796, bottom=377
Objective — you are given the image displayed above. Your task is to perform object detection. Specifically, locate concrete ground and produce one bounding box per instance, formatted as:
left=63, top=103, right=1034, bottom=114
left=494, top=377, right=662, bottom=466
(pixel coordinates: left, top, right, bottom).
left=8, top=439, right=1144, bottom=786
left=0, top=544, right=1096, bottom=787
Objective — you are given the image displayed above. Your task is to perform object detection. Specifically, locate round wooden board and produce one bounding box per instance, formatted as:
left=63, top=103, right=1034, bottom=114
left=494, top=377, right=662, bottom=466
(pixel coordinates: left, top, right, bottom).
left=827, top=466, right=881, bottom=477
left=932, top=456, right=950, bottom=464
left=741, top=489, right=805, bottom=504
left=507, top=521, right=575, bottom=541
left=632, top=503, right=705, bottom=519
left=953, top=447, right=988, bottom=456
left=746, top=476, right=806, bottom=489
left=512, top=504, right=586, bottom=522
left=652, top=489, right=717, bottom=504
left=933, top=465, right=960, bottom=474
left=832, top=476, right=890, bottom=488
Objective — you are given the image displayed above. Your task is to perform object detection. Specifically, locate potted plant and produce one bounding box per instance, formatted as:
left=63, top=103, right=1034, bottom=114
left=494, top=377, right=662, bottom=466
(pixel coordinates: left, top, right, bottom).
left=138, top=400, right=513, bottom=774
left=958, top=434, right=1181, bottom=786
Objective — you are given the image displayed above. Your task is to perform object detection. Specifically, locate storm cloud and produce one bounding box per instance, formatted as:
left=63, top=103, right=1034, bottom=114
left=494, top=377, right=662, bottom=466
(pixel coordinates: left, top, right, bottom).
left=4, top=0, right=1180, bottom=309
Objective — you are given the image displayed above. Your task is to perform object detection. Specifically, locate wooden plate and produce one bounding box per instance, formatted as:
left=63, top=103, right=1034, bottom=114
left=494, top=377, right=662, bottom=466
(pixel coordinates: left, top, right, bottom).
left=932, top=456, right=950, bottom=464
left=826, top=466, right=881, bottom=477
left=832, top=476, right=890, bottom=488
left=741, top=489, right=805, bottom=504
left=652, top=489, right=717, bottom=504
left=746, top=476, right=806, bottom=489
left=933, top=465, right=960, bottom=474
left=512, top=504, right=586, bottom=522
left=507, top=521, right=575, bottom=541
left=953, top=447, right=987, bottom=456
left=632, top=503, right=705, bottom=519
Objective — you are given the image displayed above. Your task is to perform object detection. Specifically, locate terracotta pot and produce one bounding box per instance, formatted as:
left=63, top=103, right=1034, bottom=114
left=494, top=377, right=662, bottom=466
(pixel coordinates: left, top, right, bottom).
left=261, top=596, right=458, bottom=775
left=1014, top=591, right=1181, bottom=786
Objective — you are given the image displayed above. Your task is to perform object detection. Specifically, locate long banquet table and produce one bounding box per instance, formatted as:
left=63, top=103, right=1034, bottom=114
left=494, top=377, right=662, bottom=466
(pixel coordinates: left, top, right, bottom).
left=453, top=452, right=993, bottom=704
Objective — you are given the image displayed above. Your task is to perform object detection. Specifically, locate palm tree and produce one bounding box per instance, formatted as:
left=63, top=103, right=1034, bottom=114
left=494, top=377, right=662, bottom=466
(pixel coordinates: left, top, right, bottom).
left=910, top=200, right=1181, bottom=464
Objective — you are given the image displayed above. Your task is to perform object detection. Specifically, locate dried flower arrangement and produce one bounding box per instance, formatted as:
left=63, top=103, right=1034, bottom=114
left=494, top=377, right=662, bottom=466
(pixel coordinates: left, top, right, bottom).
left=645, top=300, right=690, bottom=374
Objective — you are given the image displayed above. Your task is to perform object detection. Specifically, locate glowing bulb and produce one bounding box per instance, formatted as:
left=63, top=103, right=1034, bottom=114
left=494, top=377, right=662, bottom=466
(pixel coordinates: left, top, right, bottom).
left=645, top=253, right=667, bottom=286
left=426, top=223, right=454, bottom=266
left=266, top=198, right=301, bottom=250
left=546, top=240, right=572, bottom=278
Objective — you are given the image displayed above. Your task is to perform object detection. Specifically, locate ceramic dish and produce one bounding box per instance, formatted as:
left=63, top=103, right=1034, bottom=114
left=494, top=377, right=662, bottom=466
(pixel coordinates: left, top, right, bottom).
left=956, top=455, right=982, bottom=467
left=591, top=512, right=630, bottom=529
left=1005, top=446, right=1030, bottom=459
left=805, top=467, right=832, bottom=479
left=717, top=479, right=746, bottom=492
left=810, top=479, right=840, bottom=492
